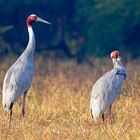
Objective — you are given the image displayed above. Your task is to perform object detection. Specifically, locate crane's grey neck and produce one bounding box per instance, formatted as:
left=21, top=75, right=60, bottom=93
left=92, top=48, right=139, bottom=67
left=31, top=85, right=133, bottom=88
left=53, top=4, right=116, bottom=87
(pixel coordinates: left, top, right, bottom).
left=23, top=27, right=35, bottom=59
left=112, top=58, right=125, bottom=69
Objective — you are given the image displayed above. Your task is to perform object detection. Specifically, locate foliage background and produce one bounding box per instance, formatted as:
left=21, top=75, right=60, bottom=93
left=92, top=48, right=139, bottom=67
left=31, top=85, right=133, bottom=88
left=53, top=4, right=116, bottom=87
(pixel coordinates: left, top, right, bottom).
left=0, top=0, right=140, bottom=60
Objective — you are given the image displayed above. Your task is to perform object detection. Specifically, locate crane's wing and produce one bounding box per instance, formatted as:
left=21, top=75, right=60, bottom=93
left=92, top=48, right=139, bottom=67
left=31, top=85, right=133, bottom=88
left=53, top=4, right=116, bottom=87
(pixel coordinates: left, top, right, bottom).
left=90, top=68, right=126, bottom=112
left=11, top=66, right=34, bottom=91
left=3, top=67, right=13, bottom=92
left=3, top=58, right=23, bottom=92
left=91, top=68, right=126, bottom=98
left=2, top=60, right=34, bottom=110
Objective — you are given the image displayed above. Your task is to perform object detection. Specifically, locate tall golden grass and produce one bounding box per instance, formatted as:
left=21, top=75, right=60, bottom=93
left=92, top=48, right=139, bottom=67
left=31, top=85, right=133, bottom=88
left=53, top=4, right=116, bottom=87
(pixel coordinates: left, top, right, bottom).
left=0, top=56, right=140, bottom=140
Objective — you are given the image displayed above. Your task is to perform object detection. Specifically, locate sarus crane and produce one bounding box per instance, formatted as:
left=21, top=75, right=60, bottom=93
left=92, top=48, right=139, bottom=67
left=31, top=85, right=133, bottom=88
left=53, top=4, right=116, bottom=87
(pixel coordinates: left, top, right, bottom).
left=90, top=50, right=127, bottom=124
left=2, top=14, right=51, bottom=127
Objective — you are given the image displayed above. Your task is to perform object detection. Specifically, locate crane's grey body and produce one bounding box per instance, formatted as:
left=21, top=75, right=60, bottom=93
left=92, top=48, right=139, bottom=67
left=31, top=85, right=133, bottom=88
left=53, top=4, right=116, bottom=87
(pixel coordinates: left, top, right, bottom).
left=2, top=14, right=51, bottom=127
left=2, top=27, right=35, bottom=111
left=90, top=58, right=127, bottom=121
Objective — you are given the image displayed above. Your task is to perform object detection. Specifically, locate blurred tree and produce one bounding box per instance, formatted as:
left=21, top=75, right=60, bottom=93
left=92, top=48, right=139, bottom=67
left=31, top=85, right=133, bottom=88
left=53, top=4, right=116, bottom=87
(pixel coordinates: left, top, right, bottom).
left=74, top=0, right=140, bottom=57
left=0, top=0, right=140, bottom=59
left=0, top=26, right=13, bottom=55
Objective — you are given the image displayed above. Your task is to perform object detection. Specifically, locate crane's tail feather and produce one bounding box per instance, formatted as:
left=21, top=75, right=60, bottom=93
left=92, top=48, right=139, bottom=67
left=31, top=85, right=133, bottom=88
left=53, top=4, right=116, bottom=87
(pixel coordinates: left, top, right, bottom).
left=3, top=102, right=13, bottom=112
left=9, top=103, right=14, bottom=110
left=90, top=108, right=97, bottom=122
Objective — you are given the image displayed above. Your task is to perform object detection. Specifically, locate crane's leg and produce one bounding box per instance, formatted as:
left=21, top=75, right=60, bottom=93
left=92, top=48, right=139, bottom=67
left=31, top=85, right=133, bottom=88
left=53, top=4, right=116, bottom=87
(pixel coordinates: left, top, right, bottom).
left=90, top=109, right=94, bottom=119
left=108, top=105, right=112, bottom=125
left=9, top=110, right=12, bottom=128
left=22, top=92, right=27, bottom=117
left=8, top=103, right=13, bottom=128
left=22, top=86, right=31, bottom=117
left=102, top=113, right=105, bottom=124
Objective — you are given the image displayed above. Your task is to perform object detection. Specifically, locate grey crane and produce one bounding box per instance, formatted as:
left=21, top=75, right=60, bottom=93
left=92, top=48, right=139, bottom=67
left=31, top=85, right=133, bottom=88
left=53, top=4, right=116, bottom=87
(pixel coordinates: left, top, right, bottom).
left=2, top=14, right=51, bottom=127
left=90, top=50, right=127, bottom=124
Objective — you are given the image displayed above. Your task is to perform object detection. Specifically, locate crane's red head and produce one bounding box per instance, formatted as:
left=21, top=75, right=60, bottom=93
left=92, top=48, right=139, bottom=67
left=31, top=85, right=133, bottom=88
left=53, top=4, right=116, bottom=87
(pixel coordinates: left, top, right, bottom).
left=27, top=14, right=37, bottom=27
left=111, top=50, right=120, bottom=59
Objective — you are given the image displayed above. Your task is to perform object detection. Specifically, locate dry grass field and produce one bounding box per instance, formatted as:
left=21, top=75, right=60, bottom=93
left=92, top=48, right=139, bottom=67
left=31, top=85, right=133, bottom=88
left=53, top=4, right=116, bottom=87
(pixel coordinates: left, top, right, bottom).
left=0, top=56, right=140, bottom=140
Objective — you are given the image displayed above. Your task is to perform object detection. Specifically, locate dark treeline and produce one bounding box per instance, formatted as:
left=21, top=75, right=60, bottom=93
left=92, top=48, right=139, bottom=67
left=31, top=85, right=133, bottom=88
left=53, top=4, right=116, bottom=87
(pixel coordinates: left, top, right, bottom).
left=0, top=0, right=140, bottom=61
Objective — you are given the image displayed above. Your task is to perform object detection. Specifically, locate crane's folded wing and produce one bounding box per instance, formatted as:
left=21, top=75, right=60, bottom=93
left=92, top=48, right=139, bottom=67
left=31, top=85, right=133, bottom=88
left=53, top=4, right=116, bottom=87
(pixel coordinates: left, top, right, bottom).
left=91, top=68, right=126, bottom=102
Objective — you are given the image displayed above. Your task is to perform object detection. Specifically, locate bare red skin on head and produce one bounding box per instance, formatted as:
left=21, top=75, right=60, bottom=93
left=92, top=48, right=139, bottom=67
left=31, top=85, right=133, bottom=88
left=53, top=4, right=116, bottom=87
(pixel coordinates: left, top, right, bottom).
left=27, top=15, right=37, bottom=27
left=111, top=50, right=120, bottom=59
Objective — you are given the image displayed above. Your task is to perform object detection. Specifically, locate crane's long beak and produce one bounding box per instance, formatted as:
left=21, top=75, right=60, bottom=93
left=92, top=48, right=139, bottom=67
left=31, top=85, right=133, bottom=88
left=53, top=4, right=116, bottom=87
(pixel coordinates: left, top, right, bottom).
left=37, top=17, right=51, bottom=25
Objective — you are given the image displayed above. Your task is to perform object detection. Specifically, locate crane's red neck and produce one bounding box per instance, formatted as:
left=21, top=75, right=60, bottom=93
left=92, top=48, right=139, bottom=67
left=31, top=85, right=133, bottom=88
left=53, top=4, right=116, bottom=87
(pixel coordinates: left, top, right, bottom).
left=27, top=15, right=37, bottom=27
